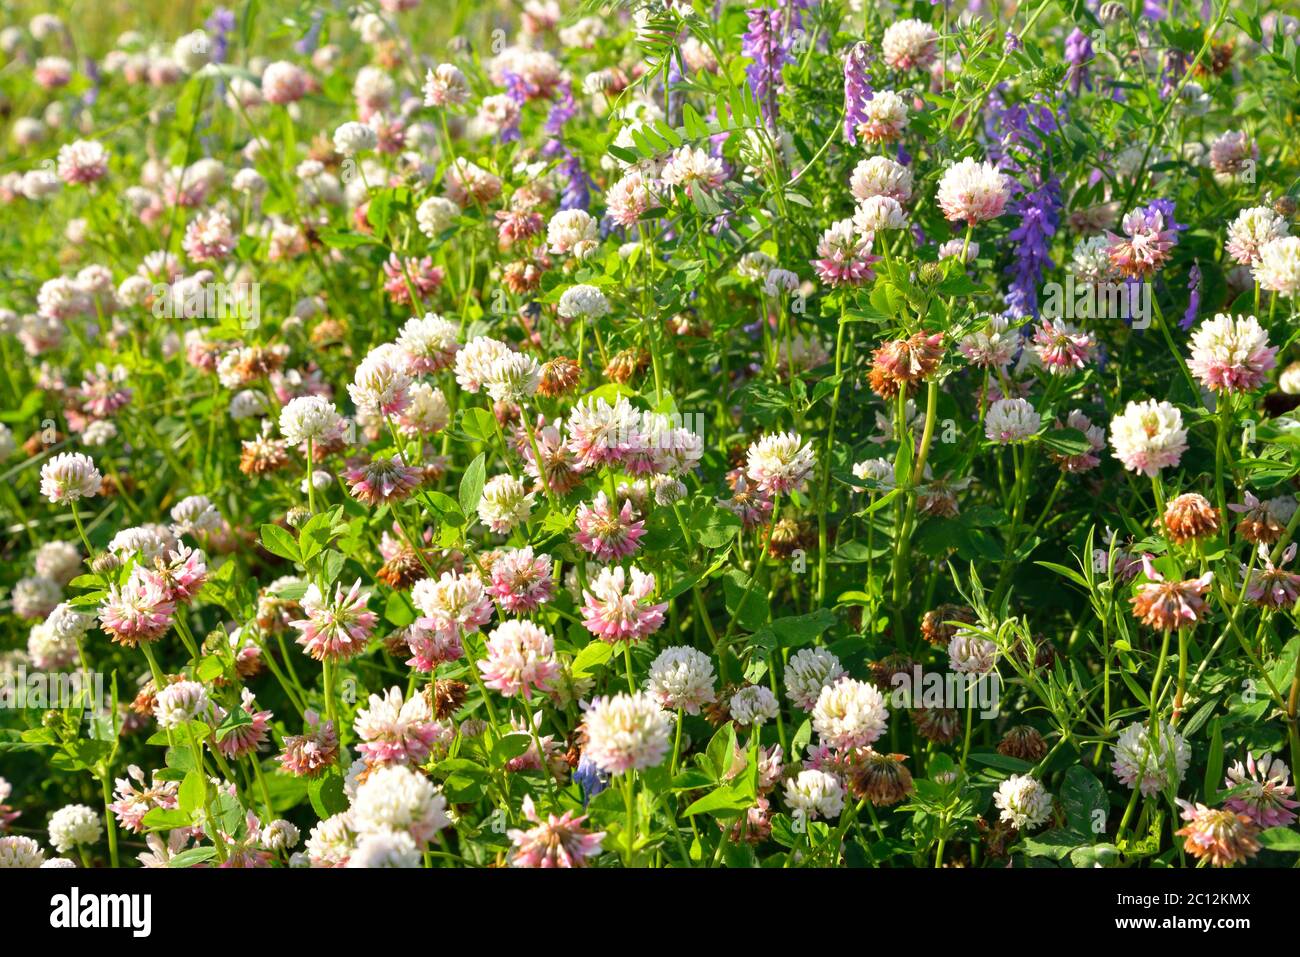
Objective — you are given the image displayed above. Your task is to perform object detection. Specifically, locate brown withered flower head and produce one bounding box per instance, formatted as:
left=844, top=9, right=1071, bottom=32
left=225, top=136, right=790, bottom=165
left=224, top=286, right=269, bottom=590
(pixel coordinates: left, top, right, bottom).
left=921, top=603, right=977, bottom=646
left=977, top=815, right=1018, bottom=862
left=998, top=725, right=1048, bottom=762
left=911, top=707, right=961, bottom=743
left=537, top=356, right=581, bottom=397
left=424, top=679, right=469, bottom=721
left=376, top=544, right=430, bottom=590
left=604, top=347, right=650, bottom=385
left=1193, top=42, right=1234, bottom=77
left=1228, top=492, right=1285, bottom=546
left=240, top=432, right=291, bottom=477
left=867, top=332, right=944, bottom=399
left=1130, top=558, right=1213, bottom=631
left=1163, top=492, right=1220, bottom=545
left=847, top=749, right=914, bottom=806
left=868, top=653, right=915, bottom=689
left=310, top=317, right=348, bottom=349
left=766, top=517, right=811, bottom=559
left=666, top=310, right=711, bottom=337
left=502, top=259, right=546, bottom=294
left=705, top=684, right=740, bottom=727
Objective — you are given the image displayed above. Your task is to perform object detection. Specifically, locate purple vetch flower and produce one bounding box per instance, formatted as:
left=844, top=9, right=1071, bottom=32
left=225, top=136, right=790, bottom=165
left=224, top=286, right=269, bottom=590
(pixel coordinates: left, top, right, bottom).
left=988, top=91, right=1064, bottom=318
left=538, top=80, right=590, bottom=211
left=294, top=10, right=324, bottom=56
left=206, top=6, right=236, bottom=64
left=1004, top=181, right=1062, bottom=317
left=556, top=149, right=592, bottom=212
left=743, top=7, right=792, bottom=129
left=81, top=58, right=100, bottom=106
left=1181, top=262, right=1202, bottom=330
left=542, top=81, right=577, bottom=144
left=843, top=41, right=874, bottom=146
left=1064, top=28, right=1093, bottom=96
left=1160, top=49, right=1186, bottom=99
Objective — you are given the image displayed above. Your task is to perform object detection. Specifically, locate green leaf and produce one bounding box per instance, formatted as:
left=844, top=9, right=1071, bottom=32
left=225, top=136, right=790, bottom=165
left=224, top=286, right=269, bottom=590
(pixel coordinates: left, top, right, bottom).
left=571, top=640, right=615, bottom=678
left=723, top=569, right=770, bottom=632
left=1258, top=827, right=1300, bottom=851
left=1022, top=827, right=1090, bottom=861
left=1060, top=766, right=1107, bottom=837
left=969, top=752, right=1035, bottom=774
left=690, top=504, right=742, bottom=549
left=460, top=407, right=499, bottom=442
left=259, top=523, right=300, bottom=562
left=459, top=452, right=486, bottom=517
left=1039, top=427, right=1091, bottom=456
left=195, top=656, right=225, bottom=683
left=1204, top=717, right=1225, bottom=802
left=167, top=846, right=219, bottom=868
left=142, top=807, right=193, bottom=831
left=178, top=770, right=207, bottom=815
left=307, top=773, right=348, bottom=818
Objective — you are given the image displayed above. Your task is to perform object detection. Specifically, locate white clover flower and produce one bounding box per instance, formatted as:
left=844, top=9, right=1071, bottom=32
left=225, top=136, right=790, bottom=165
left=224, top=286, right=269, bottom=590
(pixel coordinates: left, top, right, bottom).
left=948, top=629, right=999, bottom=674
left=584, top=691, right=674, bottom=774
left=882, top=18, right=938, bottom=69
left=1111, top=720, right=1190, bottom=797
left=398, top=382, right=450, bottom=436
left=936, top=157, right=1010, bottom=224
left=745, top=432, right=815, bottom=495
left=1070, top=235, right=1114, bottom=283
left=547, top=209, right=599, bottom=259
left=763, top=268, right=801, bottom=296
left=153, top=680, right=211, bottom=729
left=0, top=836, right=46, bottom=868
left=45, top=602, right=93, bottom=642
left=984, top=397, right=1041, bottom=443
left=34, top=541, right=81, bottom=585
left=305, top=812, right=356, bottom=867
left=784, top=647, right=847, bottom=711
left=812, top=677, right=888, bottom=750
left=1226, top=206, right=1288, bottom=266
left=416, top=195, right=459, bottom=237
left=477, top=474, right=536, bottom=534
left=279, top=395, right=343, bottom=446
left=423, top=63, right=470, bottom=107
left=454, top=336, right=512, bottom=393
left=557, top=284, right=611, bottom=321
left=784, top=769, right=845, bottom=820
left=349, top=345, right=412, bottom=416
left=170, top=494, right=222, bottom=536
left=994, top=774, right=1053, bottom=830
left=261, top=819, right=301, bottom=852
left=850, top=155, right=914, bottom=203
left=851, top=457, right=896, bottom=490
left=397, top=312, right=459, bottom=371
left=81, top=420, right=118, bottom=447
left=646, top=646, right=717, bottom=715
left=660, top=145, right=725, bottom=192
left=729, top=685, right=780, bottom=727
left=1254, top=236, right=1300, bottom=297
left=40, top=452, right=102, bottom=504
left=347, top=828, right=421, bottom=868
left=333, top=121, right=378, bottom=155
left=482, top=350, right=542, bottom=404
left=853, top=196, right=908, bottom=237
left=1109, top=399, right=1188, bottom=477
left=12, top=576, right=60, bottom=620
left=351, top=765, right=450, bottom=844
left=48, top=804, right=103, bottom=853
